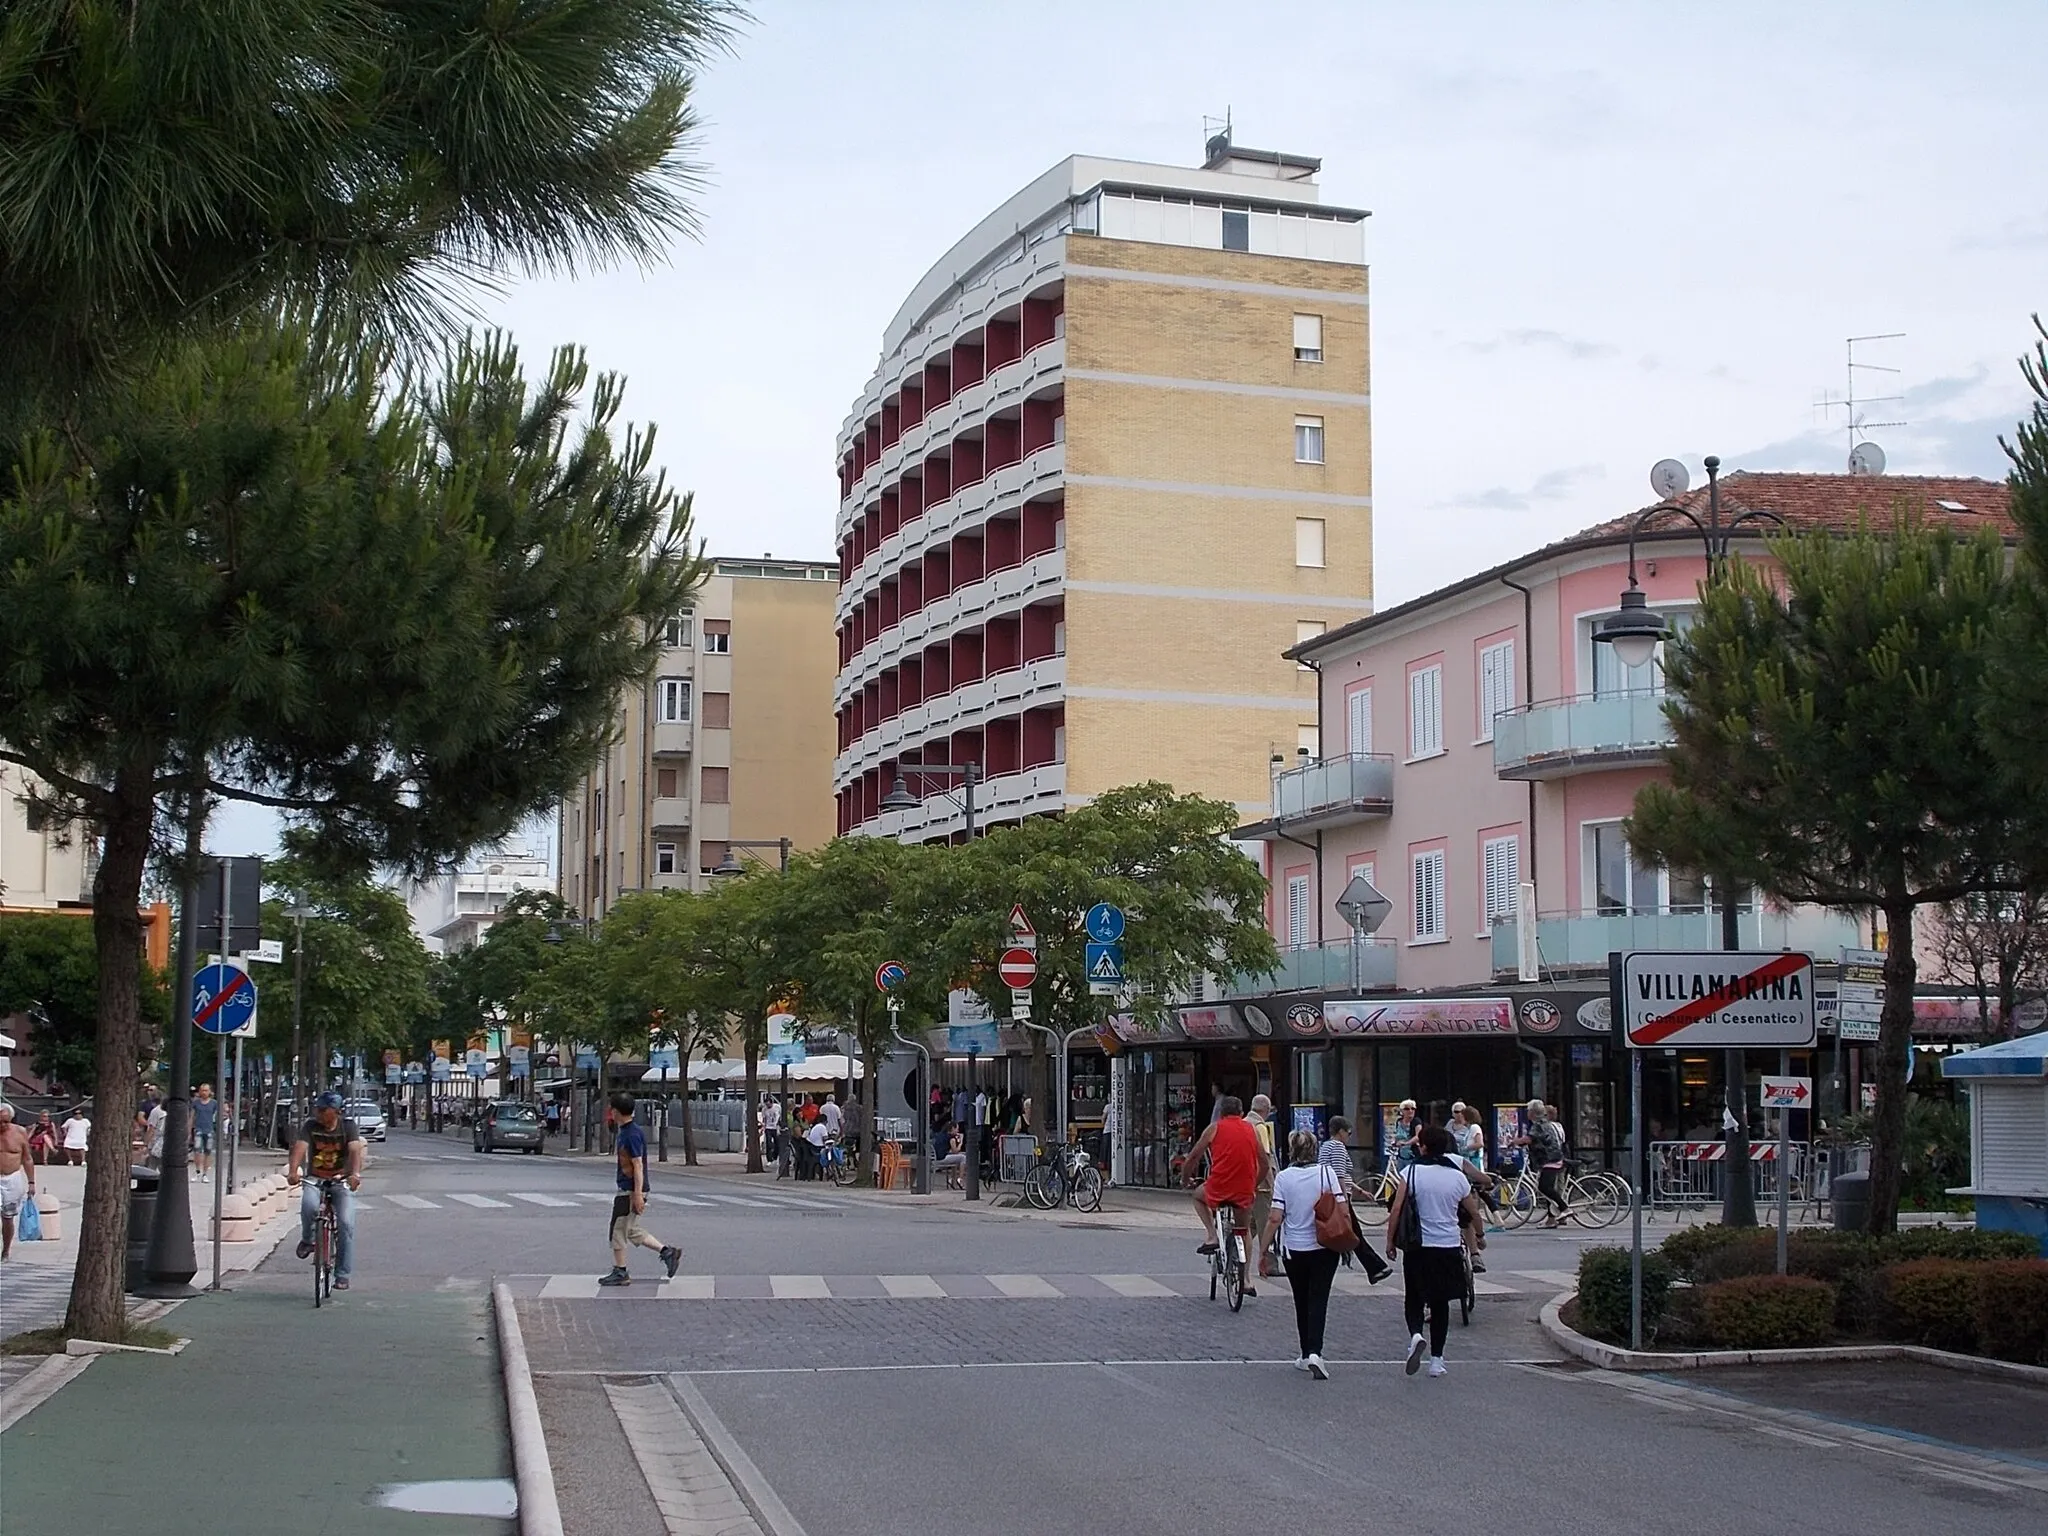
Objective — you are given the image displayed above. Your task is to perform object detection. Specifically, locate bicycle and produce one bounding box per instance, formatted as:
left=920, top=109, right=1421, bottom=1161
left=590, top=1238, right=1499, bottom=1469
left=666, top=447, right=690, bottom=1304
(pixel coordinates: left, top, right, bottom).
left=1023, top=1142, right=1105, bottom=1213
left=1209, top=1202, right=1249, bottom=1312
left=817, top=1138, right=856, bottom=1187
left=307, top=1178, right=341, bottom=1307
left=1459, top=1244, right=1476, bottom=1327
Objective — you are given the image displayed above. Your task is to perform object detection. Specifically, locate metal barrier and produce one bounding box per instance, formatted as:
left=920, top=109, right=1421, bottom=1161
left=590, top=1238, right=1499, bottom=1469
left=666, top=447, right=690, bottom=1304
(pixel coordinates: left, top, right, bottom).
left=685, top=1099, right=747, bottom=1153
left=999, top=1134, right=1038, bottom=1184
left=877, top=1115, right=916, bottom=1145
left=1648, top=1141, right=1825, bottom=1211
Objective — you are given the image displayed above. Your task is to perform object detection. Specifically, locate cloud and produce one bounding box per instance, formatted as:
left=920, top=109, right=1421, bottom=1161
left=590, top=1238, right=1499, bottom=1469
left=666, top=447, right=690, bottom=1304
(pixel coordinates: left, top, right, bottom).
left=1464, top=328, right=1621, bottom=362
left=1440, top=463, right=1606, bottom=512
left=1905, top=365, right=1992, bottom=413
left=1735, top=412, right=2019, bottom=481
left=1954, top=215, right=2048, bottom=254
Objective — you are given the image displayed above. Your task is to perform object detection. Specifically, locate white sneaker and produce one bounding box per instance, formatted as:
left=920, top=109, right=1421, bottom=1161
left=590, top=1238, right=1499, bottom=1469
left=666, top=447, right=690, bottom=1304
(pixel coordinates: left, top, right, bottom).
left=1306, top=1354, right=1330, bottom=1381
left=1294, top=1356, right=1312, bottom=1372
left=1427, top=1357, right=1447, bottom=1378
left=1405, top=1333, right=1427, bottom=1375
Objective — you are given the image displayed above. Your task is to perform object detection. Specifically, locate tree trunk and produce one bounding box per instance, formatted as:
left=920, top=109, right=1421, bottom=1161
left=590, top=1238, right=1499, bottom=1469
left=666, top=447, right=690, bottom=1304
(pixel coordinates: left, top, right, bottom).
left=1998, top=951, right=2020, bottom=1042
left=65, top=772, right=154, bottom=1341
left=743, top=1036, right=762, bottom=1173
left=680, top=1086, right=699, bottom=1166
left=1867, top=903, right=1919, bottom=1236
left=857, top=1037, right=877, bottom=1188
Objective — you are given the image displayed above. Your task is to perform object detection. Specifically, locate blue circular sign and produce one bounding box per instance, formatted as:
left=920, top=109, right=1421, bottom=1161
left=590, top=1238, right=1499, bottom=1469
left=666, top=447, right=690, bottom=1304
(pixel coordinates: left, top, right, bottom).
left=1084, top=903, right=1126, bottom=943
left=191, top=963, right=257, bottom=1036
left=875, top=960, right=907, bottom=992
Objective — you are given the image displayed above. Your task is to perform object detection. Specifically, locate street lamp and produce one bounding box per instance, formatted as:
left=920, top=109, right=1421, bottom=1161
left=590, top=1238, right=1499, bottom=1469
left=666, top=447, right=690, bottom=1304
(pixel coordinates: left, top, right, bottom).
left=712, top=837, right=792, bottom=876
left=880, top=760, right=982, bottom=839
left=1592, top=455, right=1787, bottom=1229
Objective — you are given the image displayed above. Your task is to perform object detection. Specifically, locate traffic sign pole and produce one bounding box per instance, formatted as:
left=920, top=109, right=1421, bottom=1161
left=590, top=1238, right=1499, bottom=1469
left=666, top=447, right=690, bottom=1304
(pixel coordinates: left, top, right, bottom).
left=1777, top=1048, right=1791, bottom=1276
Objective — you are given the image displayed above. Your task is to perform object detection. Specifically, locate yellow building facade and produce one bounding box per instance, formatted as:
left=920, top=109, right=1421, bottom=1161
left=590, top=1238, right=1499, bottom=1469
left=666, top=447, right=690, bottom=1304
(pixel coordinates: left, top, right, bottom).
left=833, top=140, right=1372, bottom=837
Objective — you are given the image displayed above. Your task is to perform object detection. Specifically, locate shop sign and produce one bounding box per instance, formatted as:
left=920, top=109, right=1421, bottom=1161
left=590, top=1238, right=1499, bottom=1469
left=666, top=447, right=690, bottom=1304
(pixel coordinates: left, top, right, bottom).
left=1576, top=997, right=1612, bottom=1032
left=1839, top=1017, right=1881, bottom=1042
left=1102, top=1012, right=1178, bottom=1045
left=1323, top=998, right=1515, bottom=1037
left=1176, top=1006, right=1242, bottom=1041
left=1240, top=1004, right=1275, bottom=1038
left=1912, top=997, right=1996, bottom=1035
left=1519, top=998, right=1562, bottom=1033
left=1285, top=1002, right=1324, bottom=1037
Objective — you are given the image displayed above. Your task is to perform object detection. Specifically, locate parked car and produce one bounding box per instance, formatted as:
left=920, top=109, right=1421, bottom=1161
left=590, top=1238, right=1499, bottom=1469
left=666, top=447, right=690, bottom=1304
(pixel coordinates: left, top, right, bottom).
left=473, top=1100, right=545, bottom=1154
left=346, top=1099, right=388, bottom=1141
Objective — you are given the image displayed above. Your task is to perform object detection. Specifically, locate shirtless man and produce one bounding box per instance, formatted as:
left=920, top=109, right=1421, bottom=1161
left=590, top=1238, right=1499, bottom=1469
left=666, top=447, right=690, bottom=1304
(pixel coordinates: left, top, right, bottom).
left=0, top=1104, right=37, bottom=1260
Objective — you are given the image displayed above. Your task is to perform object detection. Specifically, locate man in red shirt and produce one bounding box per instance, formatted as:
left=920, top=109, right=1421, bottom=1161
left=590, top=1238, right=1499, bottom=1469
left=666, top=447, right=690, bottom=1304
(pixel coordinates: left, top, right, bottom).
left=1181, top=1095, right=1272, bottom=1290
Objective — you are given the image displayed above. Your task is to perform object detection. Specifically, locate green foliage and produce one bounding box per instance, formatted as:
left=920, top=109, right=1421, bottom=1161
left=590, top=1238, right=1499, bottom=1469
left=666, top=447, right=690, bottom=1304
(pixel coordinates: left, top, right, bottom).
left=0, top=913, right=164, bottom=1093
left=1657, top=1223, right=1753, bottom=1281
left=1625, top=514, right=2019, bottom=1236
left=1987, top=316, right=2048, bottom=803
left=1882, top=1259, right=1983, bottom=1352
left=0, top=0, right=744, bottom=397
left=1700, top=1275, right=1837, bottom=1350
left=1970, top=1260, right=2048, bottom=1365
left=1575, top=1245, right=1673, bottom=1344
left=1881, top=1226, right=2039, bottom=1262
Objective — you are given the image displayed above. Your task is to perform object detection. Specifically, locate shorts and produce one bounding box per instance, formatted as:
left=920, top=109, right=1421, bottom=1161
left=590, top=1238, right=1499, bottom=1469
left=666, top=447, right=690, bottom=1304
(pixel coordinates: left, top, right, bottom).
left=609, top=1194, right=651, bottom=1248
left=0, top=1169, right=27, bottom=1218
left=1202, top=1183, right=1255, bottom=1217
left=195, top=1132, right=215, bottom=1152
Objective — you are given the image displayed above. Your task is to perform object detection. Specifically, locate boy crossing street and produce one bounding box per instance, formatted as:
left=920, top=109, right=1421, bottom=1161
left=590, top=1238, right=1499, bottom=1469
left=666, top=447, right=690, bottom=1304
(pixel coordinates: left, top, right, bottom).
left=600, top=1093, right=681, bottom=1287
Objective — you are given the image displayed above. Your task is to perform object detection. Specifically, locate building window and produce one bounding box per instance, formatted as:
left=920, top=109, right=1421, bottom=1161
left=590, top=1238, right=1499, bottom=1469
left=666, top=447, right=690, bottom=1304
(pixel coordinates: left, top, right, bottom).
left=1588, top=608, right=1693, bottom=697
left=1222, top=208, right=1250, bottom=251
left=1346, top=685, right=1372, bottom=756
left=1297, top=723, right=1319, bottom=760
left=1293, top=313, right=1324, bottom=362
left=1408, top=664, right=1443, bottom=759
left=656, top=767, right=679, bottom=797
left=1295, top=517, right=1326, bottom=568
left=1296, top=619, right=1326, bottom=670
left=1053, top=724, right=1067, bottom=762
left=1286, top=873, right=1311, bottom=948
left=655, top=842, right=678, bottom=876
left=1478, top=639, right=1515, bottom=741
left=1482, top=834, right=1521, bottom=927
left=1294, top=416, right=1325, bottom=464
left=1585, top=821, right=1714, bottom=915
left=701, top=767, right=730, bottom=804
left=703, top=619, right=731, bottom=654
left=702, top=691, right=731, bottom=729
left=657, top=677, right=690, bottom=723
left=663, top=613, right=692, bottom=648
left=1412, top=849, right=1446, bottom=942
left=698, top=840, right=728, bottom=876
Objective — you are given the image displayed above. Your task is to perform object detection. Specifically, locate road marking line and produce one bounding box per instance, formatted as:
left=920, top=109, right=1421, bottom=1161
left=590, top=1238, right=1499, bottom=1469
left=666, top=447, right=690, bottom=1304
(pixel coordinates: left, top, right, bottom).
left=1473, top=1278, right=1516, bottom=1296
left=383, top=1194, right=440, bottom=1210
left=692, top=1192, right=776, bottom=1208
left=446, top=1193, right=513, bottom=1209
left=988, top=1274, right=1063, bottom=1298
left=507, top=1192, right=579, bottom=1208
left=1752, top=1424, right=1839, bottom=1449
left=657, top=1275, right=716, bottom=1300
left=1509, top=1269, right=1581, bottom=1288
left=768, top=1274, right=832, bottom=1299
left=649, top=1193, right=717, bottom=1208
left=879, top=1274, right=945, bottom=1298
left=753, top=1195, right=841, bottom=1211
left=1096, top=1274, right=1174, bottom=1298
left=539, top=1275, right=600, bottom=1299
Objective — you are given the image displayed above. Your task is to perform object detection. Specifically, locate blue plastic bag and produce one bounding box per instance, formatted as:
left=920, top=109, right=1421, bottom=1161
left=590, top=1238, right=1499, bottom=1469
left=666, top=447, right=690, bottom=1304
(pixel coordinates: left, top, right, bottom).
left=18, top=1195, right=43, bottom=1240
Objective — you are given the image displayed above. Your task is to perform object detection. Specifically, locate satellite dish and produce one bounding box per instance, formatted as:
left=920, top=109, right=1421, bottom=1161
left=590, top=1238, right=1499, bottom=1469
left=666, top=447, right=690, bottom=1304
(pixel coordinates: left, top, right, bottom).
left=1649, top=459, right=1690, bottom=501
left=1848, top=441, right=1886, bottom=476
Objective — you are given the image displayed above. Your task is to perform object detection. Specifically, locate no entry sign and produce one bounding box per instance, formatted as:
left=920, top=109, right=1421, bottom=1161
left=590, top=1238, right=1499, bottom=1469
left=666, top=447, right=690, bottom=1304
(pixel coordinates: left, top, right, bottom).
left=997, top=947, right=1038, bottom=989
left=1621, top=950, right=1816, bottom=1049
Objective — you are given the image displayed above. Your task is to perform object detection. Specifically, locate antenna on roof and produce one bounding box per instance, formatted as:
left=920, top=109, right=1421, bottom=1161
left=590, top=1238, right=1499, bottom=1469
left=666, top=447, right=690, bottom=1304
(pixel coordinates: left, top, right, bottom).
left=1814, top=333, right=1906, bottom=473
left=1202, top=107, right=1233, bottom=167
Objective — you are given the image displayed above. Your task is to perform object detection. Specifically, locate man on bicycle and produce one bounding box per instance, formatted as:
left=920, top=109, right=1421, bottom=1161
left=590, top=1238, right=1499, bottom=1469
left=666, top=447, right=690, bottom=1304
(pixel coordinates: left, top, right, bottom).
left=1182, top=1095, right=1272, bottom=1294
left=290, top=1091, right=365, bottom=1290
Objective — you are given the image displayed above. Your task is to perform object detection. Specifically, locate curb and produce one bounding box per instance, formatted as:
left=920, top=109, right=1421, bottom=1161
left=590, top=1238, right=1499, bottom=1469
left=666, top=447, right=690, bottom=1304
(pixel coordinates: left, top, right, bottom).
left=1538, top=1293, right=2048, bottom=1383
left=493, top=1282, right=565, bottom=1536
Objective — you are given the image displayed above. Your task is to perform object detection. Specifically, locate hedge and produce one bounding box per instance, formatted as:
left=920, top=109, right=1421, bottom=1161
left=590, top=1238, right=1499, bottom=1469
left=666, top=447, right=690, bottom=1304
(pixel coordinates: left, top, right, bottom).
left=1701, top=1275, right=1838, bottom=1349
left=1884, top=1259, right=1982, bottom=1353
left=1970, top=1260, right=2048, bottom=1365
left=1577, top=1245, right=1673, bottom=1343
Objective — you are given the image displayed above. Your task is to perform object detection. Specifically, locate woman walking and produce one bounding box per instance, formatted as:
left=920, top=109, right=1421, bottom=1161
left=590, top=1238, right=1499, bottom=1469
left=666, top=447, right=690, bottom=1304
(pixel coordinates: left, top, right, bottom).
left=1263, top=1130, right=1349, bottom=1379
left=1318, top=1117, right=1392, bottom=1281
left=1387, top=1124, right=1486, bottom=1379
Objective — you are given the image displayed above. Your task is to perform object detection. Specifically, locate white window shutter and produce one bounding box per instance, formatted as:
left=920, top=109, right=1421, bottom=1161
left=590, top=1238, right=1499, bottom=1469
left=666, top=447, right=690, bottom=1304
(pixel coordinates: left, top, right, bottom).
left=1293, top=313, right=1323, bottom=359
left=1413, top=850, right=1445, bottom=940
left=1347, top=687, right=1372, bottom=756
left=1286, top=875, right=1310, bottom=948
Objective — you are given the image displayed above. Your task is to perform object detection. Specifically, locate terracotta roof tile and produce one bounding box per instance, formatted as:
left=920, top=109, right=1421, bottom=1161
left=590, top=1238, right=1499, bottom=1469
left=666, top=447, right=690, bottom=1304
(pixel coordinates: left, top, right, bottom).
left=1566, top=471, right=2014, bottom=545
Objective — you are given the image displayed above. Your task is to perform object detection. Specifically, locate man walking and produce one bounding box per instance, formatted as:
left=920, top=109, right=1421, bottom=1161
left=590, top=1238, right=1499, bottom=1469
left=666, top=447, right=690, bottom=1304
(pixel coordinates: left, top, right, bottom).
left=191, top=1083, right=220, bottom=1182
left=601, top=1094, right=681, bottom=1288
left=0, top=1104, right=35, bottom=1260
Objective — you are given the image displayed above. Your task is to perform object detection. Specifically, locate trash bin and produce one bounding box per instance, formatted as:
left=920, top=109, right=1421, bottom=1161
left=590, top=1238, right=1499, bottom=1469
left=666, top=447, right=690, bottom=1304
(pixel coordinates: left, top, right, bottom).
left=125, top=1165, right=161, bottom=1292
left=1832, top=1170, right=1871, bottom=1233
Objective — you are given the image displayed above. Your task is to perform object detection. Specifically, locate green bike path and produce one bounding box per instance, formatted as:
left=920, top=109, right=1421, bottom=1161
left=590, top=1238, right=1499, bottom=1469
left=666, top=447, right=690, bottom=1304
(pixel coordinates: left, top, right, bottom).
left=0, top=1275, right=513, bottom=1534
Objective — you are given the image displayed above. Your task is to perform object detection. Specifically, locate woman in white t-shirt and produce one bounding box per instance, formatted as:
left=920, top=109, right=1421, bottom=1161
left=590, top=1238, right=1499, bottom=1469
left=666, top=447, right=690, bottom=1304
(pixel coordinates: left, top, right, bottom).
left=1386, top=1123, right=1485, bottom=1379
left=1263, top=1129, right=1355, bottom=1379
left=61, top=1111, right=91, bottom=1165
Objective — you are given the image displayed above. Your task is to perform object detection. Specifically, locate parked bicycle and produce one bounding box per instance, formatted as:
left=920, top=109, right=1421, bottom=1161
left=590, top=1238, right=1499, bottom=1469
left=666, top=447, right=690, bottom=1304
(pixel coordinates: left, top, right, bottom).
left=1023, top=1141, right=1104, bottom=1212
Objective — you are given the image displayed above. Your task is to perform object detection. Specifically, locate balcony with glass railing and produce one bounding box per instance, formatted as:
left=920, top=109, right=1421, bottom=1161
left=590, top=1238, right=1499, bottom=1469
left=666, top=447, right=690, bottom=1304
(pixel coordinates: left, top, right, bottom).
left=1493, top=692, right=1674, bottom=781
left=1489, top=905, right=1865, bottom=976
left=1222, top=938, right=1398, bottom=996
left=1253, top=753, right=1394, bottom=834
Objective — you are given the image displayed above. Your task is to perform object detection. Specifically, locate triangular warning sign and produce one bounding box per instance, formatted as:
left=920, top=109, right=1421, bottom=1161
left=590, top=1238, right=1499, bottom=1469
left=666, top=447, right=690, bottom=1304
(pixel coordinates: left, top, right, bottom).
left=1090, top=950, right=1121, bottom=979
left=1009, top=903, right=1034, bottom=937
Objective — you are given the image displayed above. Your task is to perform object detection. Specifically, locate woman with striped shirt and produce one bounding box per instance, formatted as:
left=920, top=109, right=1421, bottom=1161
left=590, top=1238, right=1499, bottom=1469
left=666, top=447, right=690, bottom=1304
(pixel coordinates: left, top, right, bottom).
left=1318, top=1117, right=1391, bottom=1282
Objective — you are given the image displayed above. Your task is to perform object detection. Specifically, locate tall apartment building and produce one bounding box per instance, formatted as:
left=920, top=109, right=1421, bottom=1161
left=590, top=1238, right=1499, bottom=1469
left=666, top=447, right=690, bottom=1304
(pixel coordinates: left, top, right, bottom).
left=833, top=137, right=1373, bottom=838
left=403, top=841, right=554, bottom=953
left=559, top=557, right=839, bottom=916
left=0, top=764, right=92, bottom=910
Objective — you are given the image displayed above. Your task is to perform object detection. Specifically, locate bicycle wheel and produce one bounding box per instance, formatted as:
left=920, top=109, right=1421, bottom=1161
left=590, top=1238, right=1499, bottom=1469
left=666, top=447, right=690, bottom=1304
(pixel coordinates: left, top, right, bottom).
left=1459, top=1252, right=1475, bottom=1327
left=1023, top=1164, right=1057, bottom=1210
left=1209, top=1250, right=1220, bottom=1301
left=1497, top=1176, right=1538, bottom=1229
left=830, top=1151, right=856, bottom=1187
left=314, top=1217, right=330, bottom=1308
left=1225, top=1254, right=1244, bottom=1312
left=1068, top=1166, right=1105, bottom=1213
left=1570, top=1178, right=1620, bottom=1228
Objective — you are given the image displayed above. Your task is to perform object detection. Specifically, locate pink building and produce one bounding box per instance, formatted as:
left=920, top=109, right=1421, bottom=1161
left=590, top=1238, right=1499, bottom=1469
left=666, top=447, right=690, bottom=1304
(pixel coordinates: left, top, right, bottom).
left=1200, top=472, right=2015, bottom=1165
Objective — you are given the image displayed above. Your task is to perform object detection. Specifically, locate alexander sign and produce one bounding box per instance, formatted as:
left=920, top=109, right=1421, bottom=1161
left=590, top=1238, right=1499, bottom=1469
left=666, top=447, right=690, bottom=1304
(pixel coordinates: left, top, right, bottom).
left=1620, top=951, right=1816, bottom=1049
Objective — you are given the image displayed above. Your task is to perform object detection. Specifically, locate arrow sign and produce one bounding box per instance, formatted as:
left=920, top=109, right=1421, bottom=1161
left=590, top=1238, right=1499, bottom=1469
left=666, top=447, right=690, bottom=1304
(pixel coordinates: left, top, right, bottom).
left=191, top=963, right=257, bottom=1036
left=997, top=947, right=1038, bottom=989
left=1760, top=1077, right=1813, bottom=1109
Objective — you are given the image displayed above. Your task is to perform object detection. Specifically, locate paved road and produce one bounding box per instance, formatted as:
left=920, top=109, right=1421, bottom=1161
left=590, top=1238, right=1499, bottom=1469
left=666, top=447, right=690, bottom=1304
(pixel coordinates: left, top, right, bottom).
left=267, top=1127, right=2042, bottom=1536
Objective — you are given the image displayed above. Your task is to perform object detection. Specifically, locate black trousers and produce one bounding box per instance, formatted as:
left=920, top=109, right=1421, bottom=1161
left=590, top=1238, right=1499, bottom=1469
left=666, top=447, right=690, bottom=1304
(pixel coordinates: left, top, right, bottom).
left=1402, top=1246, right=1464, bottom=1356
left=1284, top=1247, right=1340, bottom=1357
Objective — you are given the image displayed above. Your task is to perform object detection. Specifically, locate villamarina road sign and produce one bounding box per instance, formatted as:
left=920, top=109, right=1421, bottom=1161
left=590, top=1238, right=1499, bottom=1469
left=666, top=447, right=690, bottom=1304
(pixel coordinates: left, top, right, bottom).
left=1621, top=950, right=1816, bottom=1049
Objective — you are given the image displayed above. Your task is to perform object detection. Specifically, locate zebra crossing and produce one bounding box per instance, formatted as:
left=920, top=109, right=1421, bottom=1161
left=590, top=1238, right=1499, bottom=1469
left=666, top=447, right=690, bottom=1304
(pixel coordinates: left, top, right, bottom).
left=347, top=1187, right=845, bottom=1215
left=508, top=1268, right=1573, bottom=1302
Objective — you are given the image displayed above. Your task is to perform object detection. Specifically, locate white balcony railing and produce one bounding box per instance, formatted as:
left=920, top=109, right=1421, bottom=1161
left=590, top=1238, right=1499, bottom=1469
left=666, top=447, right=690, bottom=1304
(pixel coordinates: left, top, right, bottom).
left=1266, top=753, right=1395, bottom=828
left=836, top=545, right=1066, bottom=710
left=1223, top=939, right=1398, bottom=997
left=1493, top=692, right=1674, bottom=781
left=856, top=762, right=1068, bottom=842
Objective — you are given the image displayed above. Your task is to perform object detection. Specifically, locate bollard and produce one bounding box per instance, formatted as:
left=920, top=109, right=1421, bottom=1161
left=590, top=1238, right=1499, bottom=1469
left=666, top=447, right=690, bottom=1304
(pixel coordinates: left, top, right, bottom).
left=212, top=1192, right=255, bottom=1243
left=33, top=1188, right=61, bottom=1242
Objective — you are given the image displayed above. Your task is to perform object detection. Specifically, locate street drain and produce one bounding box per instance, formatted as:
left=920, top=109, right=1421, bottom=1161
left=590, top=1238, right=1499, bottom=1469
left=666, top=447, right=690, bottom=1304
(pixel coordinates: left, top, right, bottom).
left=372, top=1479, right=518, bottom=1519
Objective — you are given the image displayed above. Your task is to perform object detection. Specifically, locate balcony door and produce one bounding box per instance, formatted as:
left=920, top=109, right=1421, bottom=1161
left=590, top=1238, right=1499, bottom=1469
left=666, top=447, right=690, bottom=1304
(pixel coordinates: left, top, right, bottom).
left=1587, top=608, right=1695, bottom=697
left=1584, top=821, right=1708, bottom=915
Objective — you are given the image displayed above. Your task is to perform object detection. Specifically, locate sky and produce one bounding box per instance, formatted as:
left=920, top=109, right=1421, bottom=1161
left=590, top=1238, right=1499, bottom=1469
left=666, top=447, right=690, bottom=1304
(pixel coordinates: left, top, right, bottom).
left=206, top=0, right=2048, bottom=856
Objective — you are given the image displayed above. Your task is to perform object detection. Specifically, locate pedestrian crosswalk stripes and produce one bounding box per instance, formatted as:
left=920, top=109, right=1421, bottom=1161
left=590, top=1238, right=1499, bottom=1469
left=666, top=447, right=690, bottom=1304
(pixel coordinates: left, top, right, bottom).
left=346, top=1188, right=845, bottom=1214
left=508, top=1270, right=1574, bottom=1302
left=444, top=1192, right=512, bottom=1209
left=505, top=1192, right=579, bottom=1208
left=382, top=1193, right=439, bottom=1211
